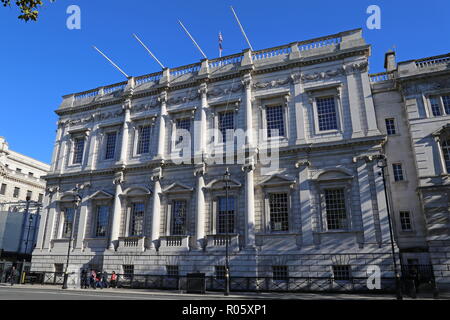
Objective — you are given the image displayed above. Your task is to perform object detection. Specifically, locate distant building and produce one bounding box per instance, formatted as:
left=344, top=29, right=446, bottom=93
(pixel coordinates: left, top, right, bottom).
left=0, top=137, right=49, bottom=280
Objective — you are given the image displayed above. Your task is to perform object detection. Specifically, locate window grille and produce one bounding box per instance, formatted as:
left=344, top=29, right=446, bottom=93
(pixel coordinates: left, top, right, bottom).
left=72, top=138, right=85, bottom=164
left=175, top=118, right=191, bottom=145
left=333, top=265, right=351, bottom=280
left=316, top=97, right=338, bottom=131
left=442, top=95, right=450, bottom=114
left=272, top=266, right=288, bottom=280
left=266, top=105, right=285, bottom=137
left=13, top=187, right=20, bottom=198
left=217, top=196, right=235, bottom=234
left=105, top=132, right=117, bottom=159
left=137, top=126, right=151, bottom=154
left=166, top=265, right=179, bottom=278
left=325, top=189, right=347, bottom=230
left=392, top=163, right=404, bottom=181
left=130, top=203, right=144, bottom=236
left=443, top=139, right=450, bottom=172
left=400, top=211, right=412, bottom=231
left=95, top=206, right=109, bottom=237
left=123, top=265, right=134, bottom=278
left=430, top=97, right=441, bottom=116
left=385, top=118, right=396, bottom=135
left=62, top=207, right=75, bottom=238
left=269, top=193, right=289, bottom=232
left=215, top=266, right=226, bottom=280
left=171, top=200, right=186, bottom=235
left=218, top=111, right=235, bottom=142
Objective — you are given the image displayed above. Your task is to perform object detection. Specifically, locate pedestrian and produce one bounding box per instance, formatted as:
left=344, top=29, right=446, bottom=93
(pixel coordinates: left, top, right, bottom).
left=7, top=266, right=18, bottom=286
left=101, top=270, right=109, bottom=288
left=96, top=271, right=102, bottom=289
left=110, top=271, right=117, bottom=288
left=90, top=269, right=97, bottom=289
left=81, top=269, right=88, bottom=289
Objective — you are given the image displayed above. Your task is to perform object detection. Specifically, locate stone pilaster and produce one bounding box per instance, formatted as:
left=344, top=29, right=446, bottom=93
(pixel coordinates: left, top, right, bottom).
left=242, top=74, right=254, bottom=148
left=150, top=167, right=163, bottom=250
left=118, top=100, right=131, bottom=165
left=195, top=83, right=208, bottom=163
left=296, top=160, right=313, bottom=246
left=156, top=91, right=168, bottom=160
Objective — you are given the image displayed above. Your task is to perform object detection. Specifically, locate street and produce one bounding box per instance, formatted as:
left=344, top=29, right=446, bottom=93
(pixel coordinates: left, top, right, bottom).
left=0, top=284, right=446, bottom=300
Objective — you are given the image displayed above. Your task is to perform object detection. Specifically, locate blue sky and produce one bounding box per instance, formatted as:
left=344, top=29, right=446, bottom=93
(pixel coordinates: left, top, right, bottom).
left=1, top=0, right=449, bottom=164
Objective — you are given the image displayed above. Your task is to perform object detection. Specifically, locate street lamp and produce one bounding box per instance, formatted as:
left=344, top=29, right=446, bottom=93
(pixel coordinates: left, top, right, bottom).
left=377, top=156, right=403, bottom=300
left=21, top=196, right=31, bottom=283
left=223, top=168, right=231, bottom=296
left=62, top=186, right=82, bottom=290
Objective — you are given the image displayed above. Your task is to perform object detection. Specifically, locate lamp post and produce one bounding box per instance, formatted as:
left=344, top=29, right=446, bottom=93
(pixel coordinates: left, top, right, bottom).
left=377, top=156, right=403, bottom=300
left=62, top=186, right=82, bottom=290
left=223, top=168, right=231, bottom=296
left=21, top=196, right=31, bottom=283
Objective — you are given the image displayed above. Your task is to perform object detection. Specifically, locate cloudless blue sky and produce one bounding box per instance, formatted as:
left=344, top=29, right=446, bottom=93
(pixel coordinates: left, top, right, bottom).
left=1, top=0, right=449, bottom=164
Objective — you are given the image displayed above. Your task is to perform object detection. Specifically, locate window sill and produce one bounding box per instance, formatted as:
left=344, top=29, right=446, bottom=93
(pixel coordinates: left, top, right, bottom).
left=314, top=230, right=360, bottom=235
left=314, top=129, right=341, bottom=135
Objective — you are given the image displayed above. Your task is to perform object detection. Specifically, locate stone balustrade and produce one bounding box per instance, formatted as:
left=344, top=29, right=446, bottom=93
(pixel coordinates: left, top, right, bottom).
left=206, top=234, right=239, bottom=251
left=415, top=54, right=450, bottom=68
left=117, top=236, right=145, bottom=252
left=369, top=71, right=395, bottom=83
left=208, top=53, right=243, bottom=69
left=159, top=235, right=190, bottom=251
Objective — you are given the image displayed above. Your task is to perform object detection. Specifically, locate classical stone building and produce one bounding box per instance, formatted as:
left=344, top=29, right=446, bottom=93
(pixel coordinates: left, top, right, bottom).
left=371, top=51, right=450, bottom=288
left=31, top=28, right=420, bottom=288
left=0, top=137, right=49, bottom=280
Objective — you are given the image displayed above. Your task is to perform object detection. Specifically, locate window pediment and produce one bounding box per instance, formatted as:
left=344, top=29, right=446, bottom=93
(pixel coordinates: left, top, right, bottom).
left=312, top=168, right=354, bottom=182
left=205, top=178, right=242, bottom=190
left=121, top=186, right=152, bottom=198
left=162, top=182, right=194, bottom=194
left=432, top=123, right=450, bottom=138
left=57, top=191, right=79, bottom=203
left=259, top=174, right=296, bottom=188
left=88, top=190, right=114, bottom=201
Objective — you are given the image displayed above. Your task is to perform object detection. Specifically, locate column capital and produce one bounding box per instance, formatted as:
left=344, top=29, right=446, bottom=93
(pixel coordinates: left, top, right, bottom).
left=241, top=75, right=252, bottom=89
left=45, top=186, right=59, bottom=195
left=113, top=171, right=124, bottom=185
left=290, top=72, right=302, bottom=84
left=295, top=159, right=311, bottom=168
left=194, top=163, right=207, bottom=177
left=151, top=166, right=163, bottom=181
left=158, top=91, right=168, bottom=103
left=198, top=82, right=208, bottom=96
left=352, top=154, right=380, bottom=163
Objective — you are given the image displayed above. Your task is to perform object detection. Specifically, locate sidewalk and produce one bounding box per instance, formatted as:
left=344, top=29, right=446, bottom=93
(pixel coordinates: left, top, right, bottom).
left=2, top=283, right=449, bottom=300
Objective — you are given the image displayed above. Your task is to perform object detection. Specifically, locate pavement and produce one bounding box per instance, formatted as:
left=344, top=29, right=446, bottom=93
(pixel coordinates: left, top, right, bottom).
left=0, top=283, right=448, bottom=300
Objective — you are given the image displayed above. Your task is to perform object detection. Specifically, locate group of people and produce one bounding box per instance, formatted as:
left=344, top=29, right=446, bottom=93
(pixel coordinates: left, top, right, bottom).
left=80, top=269, right=118, bottom=289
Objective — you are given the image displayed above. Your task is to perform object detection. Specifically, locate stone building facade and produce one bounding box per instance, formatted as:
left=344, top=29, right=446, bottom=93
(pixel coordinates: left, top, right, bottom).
left=32, top=29, right=410, bottom=286
left=371, top=51, right=450, bottom=288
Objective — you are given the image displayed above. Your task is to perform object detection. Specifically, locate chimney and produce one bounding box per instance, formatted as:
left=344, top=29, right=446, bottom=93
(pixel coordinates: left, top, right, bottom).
left=384, top=50, right=397, bottom=72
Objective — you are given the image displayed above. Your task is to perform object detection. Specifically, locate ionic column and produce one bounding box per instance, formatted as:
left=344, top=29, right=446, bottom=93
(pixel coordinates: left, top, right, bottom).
left=242, top=74, right=253, bottom=147
left=156, top=91, right=168, bottom=160
left=109, top=171, right=124, bottom=250
left=118, top=101, right=131, bottom=165
left=242, top=160, right=255, bottom=248
left=194, top=164, right=206, bottom=249
left=150, top=168, right=163, bottom=249
left=195, top=83, right=208, bottom=163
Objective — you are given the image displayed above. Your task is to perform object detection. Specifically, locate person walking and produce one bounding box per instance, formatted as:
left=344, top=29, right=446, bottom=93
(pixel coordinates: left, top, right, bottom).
left=110, top=271, right=117, bottom=288
left=7, top=266, right=18, bottom=286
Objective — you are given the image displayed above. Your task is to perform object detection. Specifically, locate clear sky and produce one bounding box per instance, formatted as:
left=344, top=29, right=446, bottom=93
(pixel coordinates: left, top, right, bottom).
left=1, top=0, right=449, bottom=164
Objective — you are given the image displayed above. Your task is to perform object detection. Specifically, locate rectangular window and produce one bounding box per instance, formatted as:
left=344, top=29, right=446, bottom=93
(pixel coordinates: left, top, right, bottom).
left=400, top=211, right=412, bottom=231
left=266, top=105, right=285, bottom=137
left=13, top=187, right=20, bottom=198
left=137, top=126, right=151, bottom=154
left=442, top=95, right=450, bottom=114
left=54, top=263, right=64, bottom=275
left=325, top=189, right=347, bottom=230
left=316, top=97, right=338, bottom=131
left=0, top=183, right=6, bottom=195
left=215, top=266, right=226, bottom=280
left=333, top=265, right=351, bottom=280
left=217, top=196, right=235, bottom=234
left=28, top=172, right=34, bottom=177
left=171, top=200, right=187, bottom=235
left=104, top=132, right=117, bottom=160
left=166, top=265, right=179, bottom=278
left=218, top=111, right=235, bottom=143
left=269, top=193, right=289, bottom=232
left=430, top=97, right=441, bottom=116
left=72, top=138, right=85, bottom=164
left=38, top=193, right=44, bottom=203
left=26, top=190, right=32, bottom=200
left=442, top=139, right=450, bottom=173
left=62, top=207, right=75, bottom=238
left=175, top=118, right=191, bottom=145
left=95, top=206, right=109, bottom=237
left=16, top=168, right=22, bottom=173
left=272, top=266, right=288, bottom=280
left=385, top=118, right=396, bottom=135
left=123, top=265, right=134, bottom=278
left=392, top=163, right=404, bottom=181
left=130, top=203, right=145, bottom=236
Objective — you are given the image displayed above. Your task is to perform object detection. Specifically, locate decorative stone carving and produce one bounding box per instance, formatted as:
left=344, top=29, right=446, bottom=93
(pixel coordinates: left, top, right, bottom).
left=194, top=163, right=207, bottom=177
left=113, top=171, right=124, bottom=185
left=295, top=160, right=311, bottom=168
left=253, top=77, right=291, bottom=90
left=207, top=83, right=244, bottom=98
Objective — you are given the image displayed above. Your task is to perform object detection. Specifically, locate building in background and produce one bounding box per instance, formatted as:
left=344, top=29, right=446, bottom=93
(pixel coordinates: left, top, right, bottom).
left=370, top=51, right=450, bottom=289
left=0, top=137, right=50, bottom=281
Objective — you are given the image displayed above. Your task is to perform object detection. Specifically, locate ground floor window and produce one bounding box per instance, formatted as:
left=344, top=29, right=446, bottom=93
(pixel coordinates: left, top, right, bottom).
left=332, top=265, right=351, bottom=280
left=272, top=266, right=288, bottom=280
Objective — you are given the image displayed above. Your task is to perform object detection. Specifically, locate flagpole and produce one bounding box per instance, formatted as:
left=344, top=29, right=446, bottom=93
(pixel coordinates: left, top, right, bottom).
left=178, top=20, right=208, bottom=59
left=92, top=46, right=129, bottom=78
left=132, top=33, right=165, bottom=69
left=230, top=6, right=253, bottom=51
